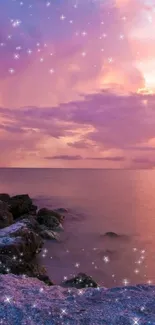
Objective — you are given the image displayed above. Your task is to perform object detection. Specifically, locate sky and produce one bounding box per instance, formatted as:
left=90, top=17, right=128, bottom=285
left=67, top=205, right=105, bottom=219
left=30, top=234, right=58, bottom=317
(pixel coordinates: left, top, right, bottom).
left=0, top=0, right=155, bottom=168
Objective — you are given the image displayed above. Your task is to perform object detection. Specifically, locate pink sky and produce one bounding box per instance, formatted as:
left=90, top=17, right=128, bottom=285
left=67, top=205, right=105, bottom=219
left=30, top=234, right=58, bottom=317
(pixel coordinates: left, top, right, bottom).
left=0, top=0, right=155, bottom=168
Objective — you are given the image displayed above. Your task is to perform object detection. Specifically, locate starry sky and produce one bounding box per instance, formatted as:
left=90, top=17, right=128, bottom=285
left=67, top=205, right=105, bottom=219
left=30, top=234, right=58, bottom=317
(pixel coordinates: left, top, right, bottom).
left=0, top=0, right=155, bottom=168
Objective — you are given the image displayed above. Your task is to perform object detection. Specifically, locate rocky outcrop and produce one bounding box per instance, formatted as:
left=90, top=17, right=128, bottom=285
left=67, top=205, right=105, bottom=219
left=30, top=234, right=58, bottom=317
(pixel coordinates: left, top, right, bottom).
left=0, top=193, right=65, bottom=285
left=1, top=274, right=155, bottom=324
left=9, top=194, right=36, bottom=219
left=37, top=207, right=64, bottom=223
left=61, top=272, right=98, bottom=289
left=0, top=193, right=11, bottom=203
left=37, top=213, right=60, bottom=230
left=104, top=232, right=119, bottom=238
left=0, top=194, right=38, bottom=219
left=0, top=193, right=96, bottom=290
left=0, top=201, right=13, bottom=229
left=0, top=221, right=43, bottom=260
left=0, top=255, right=53, bottom=285
left=40, top=229, right=60, bottom=240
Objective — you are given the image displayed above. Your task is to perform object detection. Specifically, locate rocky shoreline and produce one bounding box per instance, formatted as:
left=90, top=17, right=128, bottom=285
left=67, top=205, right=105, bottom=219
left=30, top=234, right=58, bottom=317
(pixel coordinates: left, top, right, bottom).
left=1, top=193, right=155, bottom=324
left=0, top=193, right=97, bottom=288
left=1, top=274, right=155, bottom=324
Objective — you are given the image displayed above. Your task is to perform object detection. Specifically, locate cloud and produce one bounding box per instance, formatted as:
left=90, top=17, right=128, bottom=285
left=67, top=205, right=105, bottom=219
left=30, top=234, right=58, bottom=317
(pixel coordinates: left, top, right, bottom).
left=86, top=156, right=125, bottom=161
left=131, top=157, right=155, bottom=169
left=0, top=0, right=147, bottom=109
left=45, top=155, right=83, bottom=160
left=1, top=90, right=155, bottom=167
left=67, top=140, right=94, bottom=149
left=126, top=146, right=155, bottom=151
left=0, top=90, right=155, bottom=162
left=44, top=155, right=125, bottom=162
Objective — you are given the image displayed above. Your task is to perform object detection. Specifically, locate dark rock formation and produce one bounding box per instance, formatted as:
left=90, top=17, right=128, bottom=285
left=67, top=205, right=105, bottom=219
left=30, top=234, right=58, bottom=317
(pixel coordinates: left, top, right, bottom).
left=0, top=254, right=53, bottom=285
left=0, top=193, right=11, bottom=203
left=0, top=221, right=43, bottom=260
left=37, top=207, right=64, bottom=223
left=0, top=193, right=66, bottom=285
left=40, top=229, right=60, bottom=240
left=9, top=194, right=35, bottom=219
left=104, top=232, right=119, bottom=238
left=37, top=213, right=60, bottom=230
left=17, top=215, right=43, bottom=233
left=0, top=200, right=13, bottom=229
left=61, top=272, right=98, bottom=289
left=29, top=204, right=38, bottom=215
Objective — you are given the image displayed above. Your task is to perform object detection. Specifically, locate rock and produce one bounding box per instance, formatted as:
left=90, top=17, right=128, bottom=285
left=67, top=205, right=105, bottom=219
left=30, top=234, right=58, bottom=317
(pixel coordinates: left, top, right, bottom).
left=61, top=272, right=98, bottom=289
left=0, top=254, right=53, bottom=285
left=1, top=274, right=155, bottom=324
left=37, top=207, right=64, bottom=223
left=21, top=216, right=63, bottom=238
left=0, top=200, right=13, bottom=229
left=0, top=193, right=10, bottom=203
left=17, top=215, right=43, bottom=233
left=40, top=229, right=60, bottom=240
left=9, top=194, right=34, bottom=219
left=37, top=213, right=60, bottom=230
left=29, top=204, right=38, bottom=215
left=0, top=221, right=43, bottom=260
left=104, top=232, right=119, bottom=238
left=37, top=274, right=53, bottom=286
left=54, top=223, right=64, bottom=232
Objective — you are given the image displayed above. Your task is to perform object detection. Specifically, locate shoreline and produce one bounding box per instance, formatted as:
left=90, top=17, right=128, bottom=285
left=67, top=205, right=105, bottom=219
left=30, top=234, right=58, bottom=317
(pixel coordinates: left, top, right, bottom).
left=1, top=273, right=155, bottom=324
left=0, top=193, right=98, bottom=288
left=0, top=193, right=155, bottom=323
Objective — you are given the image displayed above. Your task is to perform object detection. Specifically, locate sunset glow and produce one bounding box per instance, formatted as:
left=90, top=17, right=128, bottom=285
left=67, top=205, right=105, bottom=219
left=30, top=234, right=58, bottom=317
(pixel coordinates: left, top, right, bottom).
left=0, top=0, right=155, bottom=168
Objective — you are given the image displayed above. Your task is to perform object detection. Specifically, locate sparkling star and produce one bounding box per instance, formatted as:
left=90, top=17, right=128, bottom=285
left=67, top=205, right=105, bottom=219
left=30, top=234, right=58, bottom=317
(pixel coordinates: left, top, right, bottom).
left=122, top=279, right=130, bottom=286
left=4, top=296, right=12, bottom=303
left=103, top=256, right=110, bottom=263
left=60, top=15, right=66, bottom=20
left=75, top=262, right=80, bottom=268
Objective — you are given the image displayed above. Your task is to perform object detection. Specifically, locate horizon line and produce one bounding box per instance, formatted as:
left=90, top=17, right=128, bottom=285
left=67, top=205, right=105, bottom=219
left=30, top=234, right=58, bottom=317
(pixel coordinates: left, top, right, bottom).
left=0, top=167, right=154, bottom=170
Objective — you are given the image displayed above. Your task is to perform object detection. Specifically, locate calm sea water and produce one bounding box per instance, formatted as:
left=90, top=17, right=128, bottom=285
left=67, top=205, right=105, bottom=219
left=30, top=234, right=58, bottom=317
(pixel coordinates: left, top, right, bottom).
left=1, top=168, right=155, bottom=288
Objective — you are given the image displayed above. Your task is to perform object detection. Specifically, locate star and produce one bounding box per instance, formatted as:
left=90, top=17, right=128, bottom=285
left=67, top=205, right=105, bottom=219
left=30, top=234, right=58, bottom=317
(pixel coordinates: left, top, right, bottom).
left=4, top=296, right=12, bottom=303
left=60, top=15, right=66, bottom=20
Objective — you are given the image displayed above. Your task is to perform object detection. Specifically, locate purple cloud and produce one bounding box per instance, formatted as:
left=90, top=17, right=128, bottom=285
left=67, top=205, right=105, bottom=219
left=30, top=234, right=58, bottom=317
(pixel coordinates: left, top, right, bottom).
left=131, top=157, right=155, bottom=169
left=67, top=140, right=93, bottom=149
left=45, top=155, right=83, bottom=160
left=126, top=146, right=155, bottom=151
left=86, top=156, right=125, bottom=161
left=1, top=90, right=155, bottom=168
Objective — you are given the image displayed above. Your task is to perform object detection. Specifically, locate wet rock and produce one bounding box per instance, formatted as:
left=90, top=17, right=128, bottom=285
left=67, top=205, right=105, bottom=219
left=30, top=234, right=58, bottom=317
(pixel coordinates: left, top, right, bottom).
left=104, top=232, right=119, bottom=238
left=37, top=213, right=60, bottom=230
left=37, top=207, right=64, bottom=223
left=37, top=274, right=54, bottom=286
left=61, top=272, right=98, bottom=289
left=54, top=223, right=64, bottom=232
left=21, top=216, right=63, bottom=238
left=40, top=229, right=60, bottom=240
left=29, top=204, right=38, bottom=215
left=0, top=201, right=13, bottom=229
left=17, top=215, right=43, bottom=233
left=0, top=222, right=43, bottom=260
left=9, top=194, right=34, bottom=219
left=0, top=193, right=10, bottom=203
left=0, top=254, right=53, bottom=285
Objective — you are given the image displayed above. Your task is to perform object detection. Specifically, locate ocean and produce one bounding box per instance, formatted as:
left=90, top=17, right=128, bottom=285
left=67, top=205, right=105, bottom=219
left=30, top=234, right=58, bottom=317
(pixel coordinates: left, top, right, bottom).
left=0, top=168, right=155, bottom=288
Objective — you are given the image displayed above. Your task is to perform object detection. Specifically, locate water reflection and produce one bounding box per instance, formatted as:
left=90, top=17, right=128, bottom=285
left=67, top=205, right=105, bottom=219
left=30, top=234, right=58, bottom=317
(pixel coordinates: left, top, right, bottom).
left=1, top=169, right=155, bottom=287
